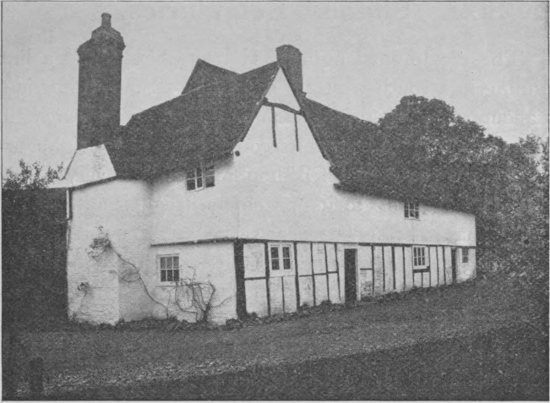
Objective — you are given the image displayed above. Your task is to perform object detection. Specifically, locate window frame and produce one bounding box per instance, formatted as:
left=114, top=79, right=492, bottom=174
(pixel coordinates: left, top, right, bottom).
left=462, top=248, right=469, bottom=264
left=186, top=162, right=215, bottom=191
left=268, top=242, right=295, bottom=277
left=412, top=246, right=428, bottom=270
left=158, top=254, right=180, bottom=284
left=404, top=202, right=420, bottom=220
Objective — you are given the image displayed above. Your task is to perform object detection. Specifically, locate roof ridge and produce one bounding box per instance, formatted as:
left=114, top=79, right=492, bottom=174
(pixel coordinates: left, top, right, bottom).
left=196, top=58, right=239, bottom=77
left=303, top=97, right=375, bottom=126
left=128, top=61, right=280, bottom=124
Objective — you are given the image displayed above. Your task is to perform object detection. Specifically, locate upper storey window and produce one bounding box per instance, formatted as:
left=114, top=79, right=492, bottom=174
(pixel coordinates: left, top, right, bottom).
left=404, top=202, right=419, bottom=219
left=186, top=163, right=215, bottom=191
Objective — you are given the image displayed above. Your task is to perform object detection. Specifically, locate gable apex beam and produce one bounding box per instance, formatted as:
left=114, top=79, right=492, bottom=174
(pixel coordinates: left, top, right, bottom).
left=263, top=98, right=303, bottom=116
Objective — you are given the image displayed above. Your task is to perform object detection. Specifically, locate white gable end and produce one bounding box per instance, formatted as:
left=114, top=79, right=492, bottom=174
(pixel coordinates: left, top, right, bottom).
left=265, top=69, right=300, bottom=111
left=62, top=144, right=116, bottom=188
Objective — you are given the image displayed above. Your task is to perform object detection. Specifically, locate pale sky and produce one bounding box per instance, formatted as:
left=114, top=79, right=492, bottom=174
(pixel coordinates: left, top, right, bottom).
left=3, top=2, right=548, bottom=173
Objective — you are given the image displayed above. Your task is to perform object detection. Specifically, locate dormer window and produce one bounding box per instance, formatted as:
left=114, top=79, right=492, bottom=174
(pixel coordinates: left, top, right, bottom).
left=186, top=163, right=215, bottom=191
left=404, top=202, right=419, bottom=219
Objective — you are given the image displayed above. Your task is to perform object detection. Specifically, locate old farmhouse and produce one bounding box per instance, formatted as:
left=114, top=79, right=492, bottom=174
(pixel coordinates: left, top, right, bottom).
left=62, top=14, right=476, bottom=325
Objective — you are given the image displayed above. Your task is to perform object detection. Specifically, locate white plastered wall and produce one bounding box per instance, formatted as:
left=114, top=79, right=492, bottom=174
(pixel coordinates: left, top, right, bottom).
left=233, top=69, right=476, bottom=248
left=67, top=179, right=154, bottom=325
left=147, top=242, right=237, bottom=324
left=150, top=157, right=239, bottom=244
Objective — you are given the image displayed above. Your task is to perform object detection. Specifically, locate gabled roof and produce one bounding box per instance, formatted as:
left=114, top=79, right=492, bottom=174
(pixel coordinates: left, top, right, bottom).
left=107, top=62, right=279, bottom=178
left=299, top=97, right=381, bottom=169
left=181, top=59, right=239, bottom=95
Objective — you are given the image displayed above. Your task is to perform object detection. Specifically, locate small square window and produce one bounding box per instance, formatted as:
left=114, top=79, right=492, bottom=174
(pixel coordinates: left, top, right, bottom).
left=405, top=202, right=419, bottom=219
left=462, top=249, right=469, bottom=264
left=205, top=164, right=215, bottom=188
left=186, top=163, right=215, bottom=191
left=269, top=243, right=294, bottom=276
left=159, top=255, right=180, bottom=283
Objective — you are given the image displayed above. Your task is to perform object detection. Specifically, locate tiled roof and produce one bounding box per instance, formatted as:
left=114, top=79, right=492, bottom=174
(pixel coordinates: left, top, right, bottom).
left=107, top=61, right=279, bottom=178
left=300, top=97, right=442, bottom=207
left=181, top=59, right=239, bottom=95
left=104, top=57, right=459, bottom=211
left=299, top=97, right=381, bottom=170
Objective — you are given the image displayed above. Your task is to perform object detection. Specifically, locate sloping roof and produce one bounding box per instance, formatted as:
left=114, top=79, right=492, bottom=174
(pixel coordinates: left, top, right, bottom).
left=181, top=59, right=239, bottom=95
left=107, top=62, right=279, bottom=178
left=300, top=97, right=446, bottom=207
left=299, top=97, right=381, bottom=169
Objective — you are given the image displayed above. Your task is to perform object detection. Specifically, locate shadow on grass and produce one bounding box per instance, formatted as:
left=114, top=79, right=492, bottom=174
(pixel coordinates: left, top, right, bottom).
left=47, top=324, right=548, bottom=401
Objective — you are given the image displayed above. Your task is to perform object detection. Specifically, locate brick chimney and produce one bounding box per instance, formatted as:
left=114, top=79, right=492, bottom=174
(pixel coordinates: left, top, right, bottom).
left=276, top=45, right=304, bottom=96
left=76, top=13, right=125, bottom=149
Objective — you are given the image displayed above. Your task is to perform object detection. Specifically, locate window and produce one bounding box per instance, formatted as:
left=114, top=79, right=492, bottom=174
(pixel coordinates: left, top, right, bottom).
left=462, top=248, right=469, bottom=264
left=186, top=163, right=215, bottom=191
left=405, top=202, right=419, bottom=219
left=413, top=246, right=428, bottom=269
left=159, top=255, right=180, bottom=282
left=269, top=243, right=293, bottom=275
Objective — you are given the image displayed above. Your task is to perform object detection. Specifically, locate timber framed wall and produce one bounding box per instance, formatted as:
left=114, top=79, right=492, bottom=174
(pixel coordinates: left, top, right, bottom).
left=237, top=239, right=475, bottom=318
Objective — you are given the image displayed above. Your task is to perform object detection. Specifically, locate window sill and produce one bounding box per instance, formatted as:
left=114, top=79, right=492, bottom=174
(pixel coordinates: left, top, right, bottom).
left=413, top=266, right=430, bottom=273
left=270, top=270, right=295, bottom=277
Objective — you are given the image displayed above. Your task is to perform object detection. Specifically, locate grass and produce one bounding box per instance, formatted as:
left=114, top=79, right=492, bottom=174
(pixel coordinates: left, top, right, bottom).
left=8, top=277, right=549, bottom=399
left=49, top=324, right=548, bottom=400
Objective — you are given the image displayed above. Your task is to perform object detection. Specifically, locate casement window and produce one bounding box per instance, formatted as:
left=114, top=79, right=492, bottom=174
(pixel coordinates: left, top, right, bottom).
left=269, top=243, right=294, bottom=276
left=159, top=255, right=180, bottom=282
left=462, top=248, right=469, bottom=264
left=405, top=202, right=419, bottom=219
left=186, top=163, right=215, bottom=191
left=413, top=246, right=428, bottom=269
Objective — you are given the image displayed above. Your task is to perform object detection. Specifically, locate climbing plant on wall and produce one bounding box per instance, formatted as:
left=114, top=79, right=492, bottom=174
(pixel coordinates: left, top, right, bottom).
left=79, top=228, right=227, bottom=326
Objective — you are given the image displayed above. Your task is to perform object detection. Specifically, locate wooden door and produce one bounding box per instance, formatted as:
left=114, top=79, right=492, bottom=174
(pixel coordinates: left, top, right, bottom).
left=344, top=249, right=357, bottom=303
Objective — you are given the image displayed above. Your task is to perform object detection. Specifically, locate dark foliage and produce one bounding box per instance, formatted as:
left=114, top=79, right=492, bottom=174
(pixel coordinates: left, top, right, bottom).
left=336, top=95, right=548, bottom=284
left=2, top=189, right=67, bottom=326
left=3, top=160, right=63, bottom=191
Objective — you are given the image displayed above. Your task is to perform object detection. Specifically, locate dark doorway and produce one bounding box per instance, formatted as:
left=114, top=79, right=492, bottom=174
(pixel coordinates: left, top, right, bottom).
left=451, top=248, right=457, bottom=283
left=344, top=249, right=357, bottom=303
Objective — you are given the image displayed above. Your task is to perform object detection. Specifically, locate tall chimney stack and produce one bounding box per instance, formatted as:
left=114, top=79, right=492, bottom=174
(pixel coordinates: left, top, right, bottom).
left=276, top=45, right=304, bottom=96
left=76, top=13, right=125, bottom=149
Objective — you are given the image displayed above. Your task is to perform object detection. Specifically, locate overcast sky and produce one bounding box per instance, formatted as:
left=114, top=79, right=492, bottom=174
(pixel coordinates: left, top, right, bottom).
left=3, top=2, right=548, bottom=173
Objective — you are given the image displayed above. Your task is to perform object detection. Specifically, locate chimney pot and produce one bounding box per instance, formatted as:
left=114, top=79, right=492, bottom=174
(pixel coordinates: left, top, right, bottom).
left=101, top=13, right=111, bottom=28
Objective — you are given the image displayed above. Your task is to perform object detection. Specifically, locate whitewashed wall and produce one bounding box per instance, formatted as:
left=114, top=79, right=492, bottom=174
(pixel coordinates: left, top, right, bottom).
left=233, top=70, right=476, bottom=247
left=456, top=247, right=477, bottom=282
left=148, top=242, right=237, bottom=324
left=150, top=158, right=239, bottom=245
left=67, top=179, right=153, bottom=324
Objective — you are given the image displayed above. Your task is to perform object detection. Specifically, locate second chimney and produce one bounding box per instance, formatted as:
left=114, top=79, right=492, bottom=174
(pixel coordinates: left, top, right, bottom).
left=276, top=45, right=304, bottom=95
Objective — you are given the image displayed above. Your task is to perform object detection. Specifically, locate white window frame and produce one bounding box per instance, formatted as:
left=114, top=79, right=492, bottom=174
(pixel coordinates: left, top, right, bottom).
left=158, top=254, right=180, bottom=283
left=268, top=242, right=294, bottom=277
left=462, top=248, right=469, bottom=264
left=412, top=246, right=428, bottom=270
left=186, top=162, right=215, bottom=191
left=404, top=202, right=419, bottom=220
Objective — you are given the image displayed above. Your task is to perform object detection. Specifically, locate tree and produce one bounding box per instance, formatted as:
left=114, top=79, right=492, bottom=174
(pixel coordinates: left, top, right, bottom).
left=2, top=159, right=65, bottom=398
left=374, top=95, right=548, bottom=284
left=3, top=159, right=64, bottom=191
